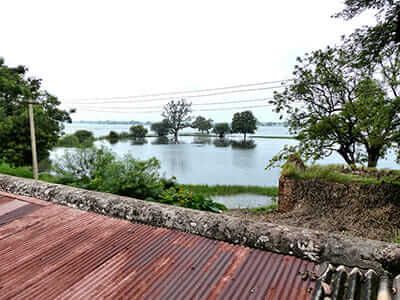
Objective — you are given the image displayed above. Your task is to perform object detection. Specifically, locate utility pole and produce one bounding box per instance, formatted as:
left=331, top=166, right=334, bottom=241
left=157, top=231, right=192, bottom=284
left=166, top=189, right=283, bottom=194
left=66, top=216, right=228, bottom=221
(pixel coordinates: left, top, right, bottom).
left=28, top=101, right=39, bottom=180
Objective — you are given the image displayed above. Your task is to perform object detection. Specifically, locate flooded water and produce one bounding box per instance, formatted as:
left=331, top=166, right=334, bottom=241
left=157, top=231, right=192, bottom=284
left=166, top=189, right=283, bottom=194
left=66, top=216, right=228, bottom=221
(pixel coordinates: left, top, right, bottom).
left=53, top=123, right=399, bottom=188
left=211, top=194, right=275, bottom=209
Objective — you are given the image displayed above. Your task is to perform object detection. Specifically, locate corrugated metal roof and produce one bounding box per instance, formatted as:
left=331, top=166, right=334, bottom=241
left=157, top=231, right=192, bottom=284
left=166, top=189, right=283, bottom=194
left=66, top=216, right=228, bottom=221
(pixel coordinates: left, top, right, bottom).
left=311, top=263, right=400, bottom=300
left=0, top=191, right=318, bottom=299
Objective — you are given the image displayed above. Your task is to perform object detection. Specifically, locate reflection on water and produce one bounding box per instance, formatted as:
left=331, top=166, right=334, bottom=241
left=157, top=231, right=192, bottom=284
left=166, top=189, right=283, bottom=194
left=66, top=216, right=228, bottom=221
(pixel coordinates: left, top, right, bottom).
left=152, top=137, right=169, bottom=145
left=192, top=137, right=212, bottom=145
left=212, top=194, right=275, bottom=209
left=130, top=138, right=148, bottom=145
left=53, top=124, right=399, bottom=187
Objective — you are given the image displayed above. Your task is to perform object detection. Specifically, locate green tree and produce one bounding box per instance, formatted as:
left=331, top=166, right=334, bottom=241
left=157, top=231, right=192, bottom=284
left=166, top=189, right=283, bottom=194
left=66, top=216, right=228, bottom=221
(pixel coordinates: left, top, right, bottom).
left=74, top=130, right=94, bottom=145
left=231, top=111, right=257, bottom=142
left=212, top=123, right=231, bottom=138
left=0, top=58, right=72, bottom=166
left=162, top=99, right=192, bottom=142
left=130, top=125, right=148, bottom=139
left=336, top=0, right=400, bottom=63
left=270, top=45, right=400, bottom=168
left=108, top=131, right=119, bottom=140
left=151, top=119, right=170, bottom=137
left=192, top=116, right=213, bottom=134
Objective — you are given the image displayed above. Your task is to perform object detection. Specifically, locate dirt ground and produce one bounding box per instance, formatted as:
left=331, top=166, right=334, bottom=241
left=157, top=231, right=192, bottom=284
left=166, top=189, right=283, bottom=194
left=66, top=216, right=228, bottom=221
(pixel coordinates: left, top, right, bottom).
left=225, top=206, right=400, bottom=243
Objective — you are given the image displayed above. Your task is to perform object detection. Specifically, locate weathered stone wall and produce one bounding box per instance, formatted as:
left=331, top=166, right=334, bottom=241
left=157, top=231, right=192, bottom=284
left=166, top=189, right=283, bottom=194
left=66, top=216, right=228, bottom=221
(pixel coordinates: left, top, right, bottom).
left=1, top=174, right=400, bottom=274
left=278, top=175, right=400, bottom=213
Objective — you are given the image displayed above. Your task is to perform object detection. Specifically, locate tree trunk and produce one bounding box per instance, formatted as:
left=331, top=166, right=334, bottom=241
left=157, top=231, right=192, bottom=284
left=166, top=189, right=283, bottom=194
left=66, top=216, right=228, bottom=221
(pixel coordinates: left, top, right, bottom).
left=367, top=148, right=380, bottom=168
left=174, top=131, right=178, bottom=143
left=244, top=133, right=247, bottom=143
left=337, top=147, right=356, bottom=168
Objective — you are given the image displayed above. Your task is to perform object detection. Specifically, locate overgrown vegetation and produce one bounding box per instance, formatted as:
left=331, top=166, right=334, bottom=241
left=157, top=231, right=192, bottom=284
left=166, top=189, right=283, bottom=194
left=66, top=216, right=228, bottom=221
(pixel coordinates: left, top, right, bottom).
left=249, top=201, right=278, bottom=213
left=282, top=162, right=400, bottom=185
left=51, top=146, right=227, bottom=212
left=182, top=184, right=278, bottom=197
left=57, top=130, right=94, bottom=148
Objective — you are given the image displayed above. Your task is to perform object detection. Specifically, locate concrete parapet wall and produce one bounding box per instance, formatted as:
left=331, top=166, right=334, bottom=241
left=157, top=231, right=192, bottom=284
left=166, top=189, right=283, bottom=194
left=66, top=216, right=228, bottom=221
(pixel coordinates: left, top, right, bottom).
left=1, top=174, right=400, bottom=274
left=278, top=175, right=400, bottom=213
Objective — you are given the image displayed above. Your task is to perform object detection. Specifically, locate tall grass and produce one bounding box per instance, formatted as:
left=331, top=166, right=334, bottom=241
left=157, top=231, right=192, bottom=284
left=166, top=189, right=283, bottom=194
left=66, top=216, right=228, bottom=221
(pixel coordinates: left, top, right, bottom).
left=181, top=184, right=278, bottom=197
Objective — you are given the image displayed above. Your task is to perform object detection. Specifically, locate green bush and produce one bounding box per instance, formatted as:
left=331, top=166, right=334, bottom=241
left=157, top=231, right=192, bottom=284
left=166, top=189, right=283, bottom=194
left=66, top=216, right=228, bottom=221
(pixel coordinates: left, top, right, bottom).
left=74, top=130, right=94, bottom=144
left=159, top=187, right=227, bottom=212
left=130, top=125, right=148, bottom=139
left=53, top=146, right=224, bottom=212
left=249, top=201, right=277, bottom=213
left=57, top=134, right=80, bottom=147
left=108, top=131, right=119, bottom=139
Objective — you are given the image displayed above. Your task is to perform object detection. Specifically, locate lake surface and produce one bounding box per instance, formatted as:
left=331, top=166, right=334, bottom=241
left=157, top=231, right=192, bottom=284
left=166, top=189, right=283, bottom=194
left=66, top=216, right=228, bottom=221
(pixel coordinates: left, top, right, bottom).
left=53, top=123, right=399, bottom=188
left=211, top=194, right=275, bottom=209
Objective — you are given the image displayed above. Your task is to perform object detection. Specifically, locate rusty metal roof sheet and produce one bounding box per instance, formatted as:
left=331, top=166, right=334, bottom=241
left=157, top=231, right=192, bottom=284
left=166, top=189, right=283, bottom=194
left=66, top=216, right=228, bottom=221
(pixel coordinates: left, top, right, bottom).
left=0, top=191, right=318, bottom=299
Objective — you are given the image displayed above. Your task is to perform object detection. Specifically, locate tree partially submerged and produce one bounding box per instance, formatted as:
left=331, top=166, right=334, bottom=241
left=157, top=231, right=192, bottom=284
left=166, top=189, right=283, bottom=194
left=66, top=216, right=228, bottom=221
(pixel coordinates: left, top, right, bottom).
left=192, top=116, right=213, bottom=134
left=130, top=125, right=148, bottom=139
left=213, top=123, right=231, bottom=138
left=162, top=99, right=192, bottom=142
left=151, top=119, right=170, bottom=137
left=231, top=111, right=257, bottom=142
left=269, top=45, right=400, bottom=168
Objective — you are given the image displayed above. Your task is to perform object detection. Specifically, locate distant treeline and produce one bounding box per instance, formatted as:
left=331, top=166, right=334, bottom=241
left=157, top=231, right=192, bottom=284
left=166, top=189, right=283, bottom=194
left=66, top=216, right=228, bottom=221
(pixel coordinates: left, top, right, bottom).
left=73, top=120, right=152, bottom=125
left=72, top=120, right=288, bottom=127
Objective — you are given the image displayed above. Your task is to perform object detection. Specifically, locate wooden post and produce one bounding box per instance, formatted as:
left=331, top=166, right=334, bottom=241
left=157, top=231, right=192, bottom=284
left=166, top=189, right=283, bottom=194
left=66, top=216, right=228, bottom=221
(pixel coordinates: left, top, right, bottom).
left=28, top=102, right=39, bottom=180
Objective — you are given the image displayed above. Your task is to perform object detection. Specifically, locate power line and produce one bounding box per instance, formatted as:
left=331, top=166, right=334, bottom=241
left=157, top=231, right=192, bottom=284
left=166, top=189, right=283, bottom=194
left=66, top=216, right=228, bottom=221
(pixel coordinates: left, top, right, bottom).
left=62, top=79, right=293, bottom=103
left=73, top=97, right=274, bottom=110
left=64, top=85, right=285, bottom=105
left=77, top=103, right=274, bottom=114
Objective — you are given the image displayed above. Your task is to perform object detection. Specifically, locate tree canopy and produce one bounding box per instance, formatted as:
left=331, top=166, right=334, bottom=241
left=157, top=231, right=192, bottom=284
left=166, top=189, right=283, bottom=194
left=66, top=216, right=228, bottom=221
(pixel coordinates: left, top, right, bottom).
left=212, top=123, right=231, bottom=138
left=192, top=116, right=213, bottom=134
left=151, top=119, right=170, bottom=137
left=336, top=0, right=400, bottom=63
left=162, top=99, right=192, bottom=142
left=270, top=44, right=400, bottom=168
left=130, top=125, right=148, bottom=139
left=0, top=58, right=72, bottom=166
left=231, top=111, right=257, bottom=142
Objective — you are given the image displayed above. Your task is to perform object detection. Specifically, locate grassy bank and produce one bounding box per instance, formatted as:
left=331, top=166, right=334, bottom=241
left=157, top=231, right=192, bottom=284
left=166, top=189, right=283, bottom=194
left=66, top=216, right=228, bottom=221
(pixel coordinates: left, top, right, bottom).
left=282, top=163, right=400, bottom=185
left=181, top=184, right=278, bottom=197
left=0, top=162, right=57, bottom=183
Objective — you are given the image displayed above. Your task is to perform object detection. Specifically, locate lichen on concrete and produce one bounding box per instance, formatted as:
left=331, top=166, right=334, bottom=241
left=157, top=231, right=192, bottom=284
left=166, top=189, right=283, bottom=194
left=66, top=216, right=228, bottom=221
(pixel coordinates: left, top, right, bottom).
left=1, top=174, right=400, bottom=274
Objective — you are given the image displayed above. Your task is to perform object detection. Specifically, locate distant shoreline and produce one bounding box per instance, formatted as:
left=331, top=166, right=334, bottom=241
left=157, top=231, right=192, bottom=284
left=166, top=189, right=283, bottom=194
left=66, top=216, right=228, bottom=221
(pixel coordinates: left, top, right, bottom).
left=71, top=120, right=289, bottom=127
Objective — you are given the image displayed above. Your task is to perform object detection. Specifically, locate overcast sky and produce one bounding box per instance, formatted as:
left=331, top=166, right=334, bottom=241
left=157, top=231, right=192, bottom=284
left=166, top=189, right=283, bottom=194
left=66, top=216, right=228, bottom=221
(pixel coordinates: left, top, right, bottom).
left=2, top=0, right=374, bottom=122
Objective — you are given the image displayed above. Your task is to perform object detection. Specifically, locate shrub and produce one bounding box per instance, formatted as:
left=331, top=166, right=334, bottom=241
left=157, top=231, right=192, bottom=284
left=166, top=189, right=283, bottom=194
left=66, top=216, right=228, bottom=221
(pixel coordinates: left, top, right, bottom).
left=151, top=120, right=170, bottom=137
left=130, top=125, right=148, bottom=139
left=213, top=123, right=230, bottom=138
left=53, top=146, right=224, bottom=212
left=57, top=135, right=80, bottom=147
left=74, top=130, right=94, bottom=145
left=159, top=187, right=227, bottom=212
left=108, top=131, right=119, bottom=139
